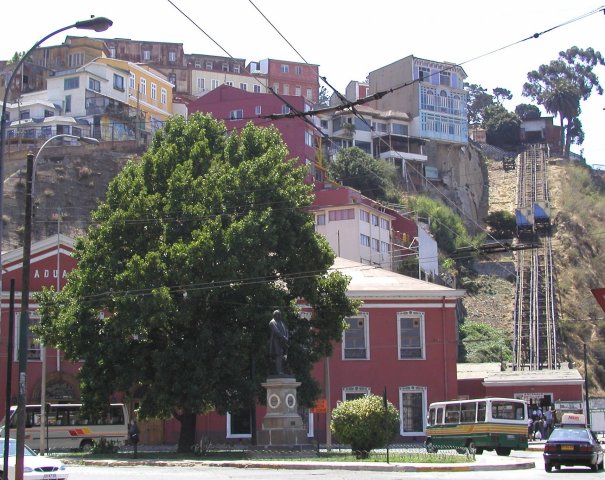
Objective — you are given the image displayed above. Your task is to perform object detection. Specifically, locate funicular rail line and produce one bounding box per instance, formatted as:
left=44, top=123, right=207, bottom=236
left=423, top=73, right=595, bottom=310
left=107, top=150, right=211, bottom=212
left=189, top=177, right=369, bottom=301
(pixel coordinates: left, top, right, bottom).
left=512, top=144, right=558, bottom=370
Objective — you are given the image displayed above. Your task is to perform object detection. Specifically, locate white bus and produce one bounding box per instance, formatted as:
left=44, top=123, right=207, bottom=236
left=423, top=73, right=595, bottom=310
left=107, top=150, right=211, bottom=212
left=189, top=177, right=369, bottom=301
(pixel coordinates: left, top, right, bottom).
left=425, top=397, right=528, bottom=456
left=1, top=403, right=129, bottom=451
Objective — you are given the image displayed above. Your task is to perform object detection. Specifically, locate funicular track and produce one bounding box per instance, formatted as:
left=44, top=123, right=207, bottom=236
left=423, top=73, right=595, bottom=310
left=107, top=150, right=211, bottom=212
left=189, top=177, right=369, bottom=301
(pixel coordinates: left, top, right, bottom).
left=512, top=144, right=559, bottom=370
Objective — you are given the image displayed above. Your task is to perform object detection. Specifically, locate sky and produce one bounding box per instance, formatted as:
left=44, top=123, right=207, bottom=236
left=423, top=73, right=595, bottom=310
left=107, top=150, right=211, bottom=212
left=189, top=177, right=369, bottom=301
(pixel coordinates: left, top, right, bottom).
left=2, top=1, right=604, bottom=166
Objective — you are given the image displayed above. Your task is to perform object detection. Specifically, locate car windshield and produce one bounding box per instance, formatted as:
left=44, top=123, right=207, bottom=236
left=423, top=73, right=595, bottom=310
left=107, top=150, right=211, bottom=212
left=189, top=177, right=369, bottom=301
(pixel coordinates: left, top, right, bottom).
left=549, top=428, right=591, bottom=442
left=0, top=440, right=37, bottom=456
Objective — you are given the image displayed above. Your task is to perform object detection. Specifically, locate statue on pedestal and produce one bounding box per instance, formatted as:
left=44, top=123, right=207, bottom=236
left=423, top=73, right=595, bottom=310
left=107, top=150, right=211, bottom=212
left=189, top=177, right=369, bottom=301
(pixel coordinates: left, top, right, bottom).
left=269, top=309, right=289, bottom=375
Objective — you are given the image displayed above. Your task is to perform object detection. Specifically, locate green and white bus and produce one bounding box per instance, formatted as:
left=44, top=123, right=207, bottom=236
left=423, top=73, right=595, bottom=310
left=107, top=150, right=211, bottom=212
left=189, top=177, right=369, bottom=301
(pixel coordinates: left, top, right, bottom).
left=425, top=397, right=528, bottom=456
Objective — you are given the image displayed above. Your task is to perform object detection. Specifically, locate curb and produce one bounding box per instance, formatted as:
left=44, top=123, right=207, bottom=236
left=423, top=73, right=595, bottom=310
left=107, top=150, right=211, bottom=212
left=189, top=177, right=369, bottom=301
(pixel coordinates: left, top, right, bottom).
left=68, top=458, right=536, bottom=472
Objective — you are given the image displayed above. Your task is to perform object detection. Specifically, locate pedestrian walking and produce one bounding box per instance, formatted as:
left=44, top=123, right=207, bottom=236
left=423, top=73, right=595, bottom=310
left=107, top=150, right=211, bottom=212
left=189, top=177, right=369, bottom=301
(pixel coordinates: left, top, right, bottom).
left=128, top=418, right=140, bottom=458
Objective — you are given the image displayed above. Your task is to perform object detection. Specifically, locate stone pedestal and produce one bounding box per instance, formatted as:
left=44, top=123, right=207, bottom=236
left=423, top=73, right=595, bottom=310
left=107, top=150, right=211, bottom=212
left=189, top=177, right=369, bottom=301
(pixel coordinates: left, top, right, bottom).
left=257, top=376, right=310, bottom=447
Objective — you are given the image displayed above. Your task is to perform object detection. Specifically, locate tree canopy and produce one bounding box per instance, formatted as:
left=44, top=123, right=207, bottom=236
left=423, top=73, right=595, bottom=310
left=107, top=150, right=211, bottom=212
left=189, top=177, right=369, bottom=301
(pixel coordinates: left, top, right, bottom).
left=327, top=146, right=397, bottom=202
left=35, top=113, right=359, bottom=451
left=523, top=46, right=604, bottom=157
left=514, top=103, right=541, bottom=120
left=482, top=104, right=521, bottom=148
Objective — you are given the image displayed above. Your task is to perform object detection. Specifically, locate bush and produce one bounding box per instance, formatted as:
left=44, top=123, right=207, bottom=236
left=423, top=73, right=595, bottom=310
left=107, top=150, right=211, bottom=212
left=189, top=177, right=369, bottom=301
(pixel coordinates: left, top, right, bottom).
left=330, top=394, right=399, bottom=458
left=90, top=437, right=119, bottom=454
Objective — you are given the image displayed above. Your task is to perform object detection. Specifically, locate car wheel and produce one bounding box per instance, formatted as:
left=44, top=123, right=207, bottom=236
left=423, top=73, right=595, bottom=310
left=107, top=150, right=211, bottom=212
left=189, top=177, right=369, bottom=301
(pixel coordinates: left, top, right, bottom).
left=545, top=463, right=553, bottom=473
left=554, top=465, right=561, bottom=471
left=496, top=447, right=511, bottom=456
left=591, top=462, right=598, bottom=472
left=80, top=439, right=94, bottom=452
left=599, top=456, right=604, bottom=470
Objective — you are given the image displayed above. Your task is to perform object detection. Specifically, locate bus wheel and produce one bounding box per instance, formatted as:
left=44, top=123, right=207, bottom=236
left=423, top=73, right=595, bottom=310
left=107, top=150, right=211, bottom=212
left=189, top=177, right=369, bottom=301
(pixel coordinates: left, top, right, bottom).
left=495, top=447, right=511, bottom=456
left=425, top=440, right=438, bottom=453
left=80, top=440, right=94, bottom=452
left=475, top=447, right=483, bottom=455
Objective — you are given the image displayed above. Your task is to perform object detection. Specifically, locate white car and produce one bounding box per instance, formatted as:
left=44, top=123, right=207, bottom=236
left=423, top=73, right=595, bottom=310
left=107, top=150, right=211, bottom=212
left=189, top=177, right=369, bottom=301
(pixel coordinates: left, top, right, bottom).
left=0, top=438, right=68, bottom=480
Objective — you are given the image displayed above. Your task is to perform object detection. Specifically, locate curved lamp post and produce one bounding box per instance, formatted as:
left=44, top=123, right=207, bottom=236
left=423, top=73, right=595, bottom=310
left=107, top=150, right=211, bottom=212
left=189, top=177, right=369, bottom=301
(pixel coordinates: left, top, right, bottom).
left=17, top=134, right=99, bottom=473
left=0, top=18, right=110, bottom=480
left=27, top=135, right=99, bottom=456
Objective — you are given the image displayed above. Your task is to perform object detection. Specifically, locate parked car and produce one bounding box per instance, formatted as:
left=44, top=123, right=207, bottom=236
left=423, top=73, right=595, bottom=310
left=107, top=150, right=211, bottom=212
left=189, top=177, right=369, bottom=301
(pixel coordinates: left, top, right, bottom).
left=544, top=424, right=604, bottom=472
left=0, top=438, right=69, bottom=480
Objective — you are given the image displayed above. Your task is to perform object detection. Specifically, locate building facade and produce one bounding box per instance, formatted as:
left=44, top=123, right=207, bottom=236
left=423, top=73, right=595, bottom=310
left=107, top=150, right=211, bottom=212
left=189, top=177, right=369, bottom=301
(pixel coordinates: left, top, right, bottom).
left=368, top=55, right=468, bottom=145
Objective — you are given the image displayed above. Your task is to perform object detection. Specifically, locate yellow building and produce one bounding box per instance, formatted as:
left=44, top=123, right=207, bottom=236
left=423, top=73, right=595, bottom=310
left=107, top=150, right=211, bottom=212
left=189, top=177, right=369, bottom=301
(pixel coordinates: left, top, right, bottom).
left=96, top=57, right=173, bottom=141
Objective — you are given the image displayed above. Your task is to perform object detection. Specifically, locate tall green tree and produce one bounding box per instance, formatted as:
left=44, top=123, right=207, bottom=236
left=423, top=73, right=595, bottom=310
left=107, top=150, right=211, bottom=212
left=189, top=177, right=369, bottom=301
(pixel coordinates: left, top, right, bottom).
left=328, top=146, right=397, bottom=201
left=514, top=103, right=541, bottom=120
left=35, top=114, right=359, bottom=452
left=465, top=83, right=494, bottom=124
left=522, top=46, right=604, bottom=157
left=492, top=87, right=512, bottom=104
left=482, top=104, right=521, bottom=148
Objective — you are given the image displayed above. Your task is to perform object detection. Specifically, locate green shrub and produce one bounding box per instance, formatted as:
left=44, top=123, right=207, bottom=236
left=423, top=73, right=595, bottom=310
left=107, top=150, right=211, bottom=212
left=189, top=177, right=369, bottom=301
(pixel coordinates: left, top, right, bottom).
left=90, top=437, right=119, bottom=454
left=330, top=394, right=399, bottom=458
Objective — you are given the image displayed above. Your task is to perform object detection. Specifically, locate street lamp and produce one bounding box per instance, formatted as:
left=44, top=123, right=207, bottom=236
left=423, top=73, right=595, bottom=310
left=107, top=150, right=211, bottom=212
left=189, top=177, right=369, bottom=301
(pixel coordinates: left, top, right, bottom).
left=30, top=135, right=99, bottom=456
left=16, top=134, right=99, bottom=476
left=0, top=17, right=111, bottom=480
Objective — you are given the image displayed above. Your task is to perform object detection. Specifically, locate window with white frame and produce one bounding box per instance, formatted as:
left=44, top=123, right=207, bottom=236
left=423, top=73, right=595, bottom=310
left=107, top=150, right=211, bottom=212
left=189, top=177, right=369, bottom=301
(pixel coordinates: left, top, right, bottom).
left=234, top=65, right=241, bottom=74
left=283, top=84, right=290, bottom=95
left=143, top=49, right=151, bottom=61
left=225, top=81, right=233, bottom=87
left=168, top=51, right=176, bottom=63
left=206, top=61, right=213, bottom=70
left=343, top=386, right=370, bottom=401
left=439, top=71, right=451, bottom=86
left=371, top=238, right=380, bottom=252
left=211, top=79, right=219, bottom=89
left=255, top=105, right=262, bottom=115
left=329, top=209, right=354, bottom=221
left=380, top=218, right=390, bottom=230
left=399, top=386, right=426, bottom=435
left=129, top=73, right=135, bottom=90
left=418, top=66, right=430, bottom=82
left=316, top=214, right=326, bottom=225
left=169, top=73, right=176, bottom=86
left=295, top=86, right=301, bottom=96
left=371, top=214, right=379, bottom=226
left=380, top=241, right=390, bottom=254
left=306, top=88, right=312, bottom=100
left=109, top=47, right=116, bottom=58
left=68, top=53, right=83, bottom=68
left=229, top=109, right=243, bottom=120
left=295, top=65, right=303, bottom=75
left=151, top=83, right=157, bottom=100
left=14, top=313, right=41, bottom=361
left=240, top=82, right=247, bottom=91
left=226, top=409, right=251, bottom=438
left=197, top=78, right=205, bottom=92
left=360, top=233, right=370, bottom=247
left=281, top=105, right=290, bottom=114
left=273, top=83, right=279, bottom=94
left=64, top=77, right=79, bottom=90
left=222, top=63, right=229, bottom=72
left=113, top=74, right=125, bottom=91
left=139, top=78, right=147, bottom=95
left=397, top=311, right=425, bottom=359
left=305, top=130, right=313, bottom=147
left=194, top=61, right=201, bottom=68
left=88, top=78, right=101, bottom=92
left=281, top=64, right=289, bottom=73
left=342, top=314, right=369, bottom=360
left=160, top=88, right=167, bottom=105
left=253, top=84, right=261, bottom=93
left=360, top=210, right=370, bottom=223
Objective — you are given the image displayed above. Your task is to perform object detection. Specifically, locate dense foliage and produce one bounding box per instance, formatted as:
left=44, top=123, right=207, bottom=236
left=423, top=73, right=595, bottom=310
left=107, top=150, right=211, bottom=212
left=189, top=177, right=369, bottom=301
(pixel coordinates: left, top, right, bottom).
left=485, top=210, right=516, bottom=239
left=327, top=147, right=398, bottom=201
left=482, top=104, right=521, bottom=148
left=331, top=394, right=399, bottom=457
left=35, top=114, right=359, bottom=452
left=459, top=321, right=513, bottom=363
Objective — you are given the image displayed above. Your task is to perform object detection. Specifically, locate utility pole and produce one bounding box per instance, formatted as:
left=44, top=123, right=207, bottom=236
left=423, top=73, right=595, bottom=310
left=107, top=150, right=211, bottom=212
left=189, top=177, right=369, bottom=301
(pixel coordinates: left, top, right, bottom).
left=584, top=343, right=590, bottom=426
left=16, top=152, right=34, bottom=480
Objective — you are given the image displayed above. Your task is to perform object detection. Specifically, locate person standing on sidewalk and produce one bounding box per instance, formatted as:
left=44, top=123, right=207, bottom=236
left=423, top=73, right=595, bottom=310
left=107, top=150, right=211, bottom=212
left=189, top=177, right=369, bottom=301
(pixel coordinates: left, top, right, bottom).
left=128, top=418, right=140, bottom=458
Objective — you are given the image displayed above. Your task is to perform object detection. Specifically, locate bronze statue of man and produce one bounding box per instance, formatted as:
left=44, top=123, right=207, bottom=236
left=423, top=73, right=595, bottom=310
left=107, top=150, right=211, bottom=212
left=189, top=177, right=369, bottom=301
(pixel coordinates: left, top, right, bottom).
left=269, top=309, right=289, bottom=375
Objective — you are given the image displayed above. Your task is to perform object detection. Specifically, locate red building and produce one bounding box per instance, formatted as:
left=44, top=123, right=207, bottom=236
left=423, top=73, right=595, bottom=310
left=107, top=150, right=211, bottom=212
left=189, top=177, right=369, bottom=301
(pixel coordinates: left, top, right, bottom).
left=188, top=84, right=324, bottom=184
left=247, top=58, right=319, bottom=105
left=0, top=235, right=82, bottom=415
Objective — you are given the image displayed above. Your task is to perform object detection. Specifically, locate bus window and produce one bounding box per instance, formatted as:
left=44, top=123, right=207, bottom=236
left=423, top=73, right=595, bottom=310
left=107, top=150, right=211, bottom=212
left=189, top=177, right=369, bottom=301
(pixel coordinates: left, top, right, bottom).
left=445, top=404, right=460, bottom=424
left=461, top=402, right=477, bottom=423
left=492, top=401, right=515, bottom=420
left=515, top=405, right=526, bottom=420
left=477, top=401, right=486, bottom=422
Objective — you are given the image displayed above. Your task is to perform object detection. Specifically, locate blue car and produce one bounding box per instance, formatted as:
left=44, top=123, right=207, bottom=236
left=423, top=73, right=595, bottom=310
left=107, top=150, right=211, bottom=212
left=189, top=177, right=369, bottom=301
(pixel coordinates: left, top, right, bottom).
left=544, top=425, right=604, bottom=472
